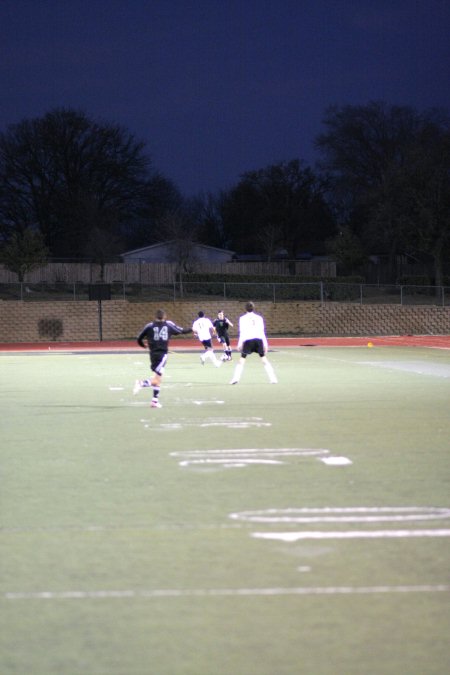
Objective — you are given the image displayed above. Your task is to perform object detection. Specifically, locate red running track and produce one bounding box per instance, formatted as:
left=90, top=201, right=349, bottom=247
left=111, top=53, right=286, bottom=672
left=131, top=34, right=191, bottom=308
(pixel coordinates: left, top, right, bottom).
left=1, top=335, right=450, bottom=351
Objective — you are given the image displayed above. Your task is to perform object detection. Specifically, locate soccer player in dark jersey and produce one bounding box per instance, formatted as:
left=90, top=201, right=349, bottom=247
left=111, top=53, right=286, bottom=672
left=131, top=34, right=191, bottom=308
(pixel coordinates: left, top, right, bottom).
left=134, top=309, right=191, bottom=408
left=213, top=311, right=234, bottom=361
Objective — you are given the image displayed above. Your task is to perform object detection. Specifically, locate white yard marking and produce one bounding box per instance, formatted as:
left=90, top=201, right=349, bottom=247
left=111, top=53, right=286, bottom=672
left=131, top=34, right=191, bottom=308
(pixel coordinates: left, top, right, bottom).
left=320, top=456, right=352, bottom=466
left=108, top=386, right=124, bottom=391
left=180, top=458, right=283, bottom=468
left=171, top=448, right=330, bottom=469
left=229, top=506, right=450, bottom=542
left=252, top=529, right=450, bottom=541
left=200, top=420, right=271, bottom=429
left=153, top=417, right=272, bottom=431
left=230, top=506, right=450, bottom=523
left=4, top=585, right=449, bottom=601
left=193, top=400, right=225, bottom=406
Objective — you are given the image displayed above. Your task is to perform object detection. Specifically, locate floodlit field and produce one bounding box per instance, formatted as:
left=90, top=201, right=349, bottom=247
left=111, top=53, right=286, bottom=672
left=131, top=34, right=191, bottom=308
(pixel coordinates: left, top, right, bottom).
left=1, top=344, right=449, bottom=675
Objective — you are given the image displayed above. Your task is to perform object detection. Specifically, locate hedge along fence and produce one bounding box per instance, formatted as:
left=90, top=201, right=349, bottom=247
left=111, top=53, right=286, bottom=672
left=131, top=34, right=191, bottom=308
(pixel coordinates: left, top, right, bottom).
left=179, top=273, right=365, bottom=302
left=181, top=272, right=364, bottom=284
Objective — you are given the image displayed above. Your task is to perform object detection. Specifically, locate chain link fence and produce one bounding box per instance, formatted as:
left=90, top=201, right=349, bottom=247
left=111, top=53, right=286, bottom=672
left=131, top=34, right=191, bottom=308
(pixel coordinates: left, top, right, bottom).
left=1, top=281, right=449, bottom=306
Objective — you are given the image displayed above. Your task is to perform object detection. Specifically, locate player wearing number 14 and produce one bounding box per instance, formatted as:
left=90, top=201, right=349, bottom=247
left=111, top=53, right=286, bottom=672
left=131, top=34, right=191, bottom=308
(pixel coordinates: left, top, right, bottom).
left=134, top=309, right=192, bottom=407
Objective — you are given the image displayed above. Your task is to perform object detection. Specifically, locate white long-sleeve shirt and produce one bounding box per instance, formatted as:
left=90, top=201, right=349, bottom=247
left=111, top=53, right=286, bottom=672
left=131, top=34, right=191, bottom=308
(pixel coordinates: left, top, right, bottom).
left=237, top=311, right=268, bottom=351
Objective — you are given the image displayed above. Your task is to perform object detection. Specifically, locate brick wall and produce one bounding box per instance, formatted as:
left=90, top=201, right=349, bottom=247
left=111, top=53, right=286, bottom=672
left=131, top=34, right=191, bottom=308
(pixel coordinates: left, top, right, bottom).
left=0, top=299, right=449, bottom=342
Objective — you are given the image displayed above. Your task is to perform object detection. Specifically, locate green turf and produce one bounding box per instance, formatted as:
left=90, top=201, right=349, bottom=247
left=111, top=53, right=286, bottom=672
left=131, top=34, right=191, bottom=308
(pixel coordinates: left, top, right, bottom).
left=1, top=346, right=449, bottom=674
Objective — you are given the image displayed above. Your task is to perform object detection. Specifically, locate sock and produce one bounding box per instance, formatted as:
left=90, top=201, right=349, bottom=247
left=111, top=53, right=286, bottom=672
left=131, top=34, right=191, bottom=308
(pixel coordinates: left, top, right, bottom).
left=231, top=363, right=244, bottom=382
left=141, top=379, right=151, bottom=388
left=264, top=362, right=277, bottom=383
left=152, top=386, right=160, bottom=399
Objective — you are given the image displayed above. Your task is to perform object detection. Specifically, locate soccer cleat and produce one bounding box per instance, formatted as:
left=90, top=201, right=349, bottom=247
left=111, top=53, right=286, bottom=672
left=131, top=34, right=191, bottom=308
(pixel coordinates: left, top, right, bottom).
left=200, top=356, right=205, bottom=365
left=132, top=380, right=141, bottom=395
left=151, top=400, right=162, bottom=408
left=230, top=380, right=238, bottom=385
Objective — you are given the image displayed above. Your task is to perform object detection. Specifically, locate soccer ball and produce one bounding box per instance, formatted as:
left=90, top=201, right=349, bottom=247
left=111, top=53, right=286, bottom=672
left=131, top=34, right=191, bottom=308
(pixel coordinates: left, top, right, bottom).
left=221, top=354, right=228, bottom=361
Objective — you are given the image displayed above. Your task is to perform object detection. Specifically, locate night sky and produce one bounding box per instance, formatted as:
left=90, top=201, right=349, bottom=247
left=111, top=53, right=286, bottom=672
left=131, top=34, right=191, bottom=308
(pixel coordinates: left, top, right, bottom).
left=1, top=0, right=449, bottom=196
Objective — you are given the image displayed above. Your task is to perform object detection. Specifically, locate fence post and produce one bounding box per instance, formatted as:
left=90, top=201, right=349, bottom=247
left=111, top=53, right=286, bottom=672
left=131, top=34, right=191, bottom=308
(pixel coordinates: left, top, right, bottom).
left=320, top=281, right=324, bottom=304
left=400, top=286, right=403, bottom=305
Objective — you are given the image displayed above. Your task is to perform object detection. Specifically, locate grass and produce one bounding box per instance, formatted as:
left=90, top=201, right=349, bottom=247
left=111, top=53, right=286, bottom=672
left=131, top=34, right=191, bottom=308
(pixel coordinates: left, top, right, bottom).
left=1, top=345, right=449, bottom=674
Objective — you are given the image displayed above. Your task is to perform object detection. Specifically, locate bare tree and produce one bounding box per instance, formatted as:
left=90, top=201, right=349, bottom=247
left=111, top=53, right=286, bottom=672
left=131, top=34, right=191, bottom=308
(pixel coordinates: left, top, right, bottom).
left=221, top=160, right=334, bottom=259
left=316, top=101, right=450, bottom=281
left=0, top=108, right=153, bottom=257
left=0, top=227, right=48, bottom=281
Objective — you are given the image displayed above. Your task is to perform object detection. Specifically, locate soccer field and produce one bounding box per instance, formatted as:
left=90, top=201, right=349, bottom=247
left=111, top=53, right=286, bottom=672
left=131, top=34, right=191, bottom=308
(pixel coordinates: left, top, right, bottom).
left=1, top=344, right=449, bottom=674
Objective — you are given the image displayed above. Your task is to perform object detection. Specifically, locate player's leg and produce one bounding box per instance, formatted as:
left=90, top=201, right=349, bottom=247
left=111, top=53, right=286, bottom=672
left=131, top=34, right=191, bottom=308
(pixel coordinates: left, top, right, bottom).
left=230, top=351, right=247, bottom=384
left=261, top=355, right=277, bottom=383
left=200, top=340, right=209, bottom=364
left=219, top=336, right=229, bottom=360
left=150, top=353, right=167, bottom=406
left=207, top=347, right=222, bottom=366
left=225, top=336, right=232, bottom=360
left=150, top=372, right=163, bottom=407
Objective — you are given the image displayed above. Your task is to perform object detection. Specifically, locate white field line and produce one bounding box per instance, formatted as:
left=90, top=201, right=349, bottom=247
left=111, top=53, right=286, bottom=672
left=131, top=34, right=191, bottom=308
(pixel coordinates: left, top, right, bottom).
left=171, top=448, right=330, bottom=458
left=230, top=506, right=450, bottom=523
left=4, top=585, right=449, bottom=601
left=171, top=448, right=330, bottom=467
left=179, top=459, right=284, bottom=466
left=252, top=529, right=450, bottom=541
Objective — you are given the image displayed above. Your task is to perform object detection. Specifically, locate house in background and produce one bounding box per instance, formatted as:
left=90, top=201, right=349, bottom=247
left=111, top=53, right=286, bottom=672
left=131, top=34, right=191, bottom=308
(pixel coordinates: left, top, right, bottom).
left=120, top=240, right=235, bottom=264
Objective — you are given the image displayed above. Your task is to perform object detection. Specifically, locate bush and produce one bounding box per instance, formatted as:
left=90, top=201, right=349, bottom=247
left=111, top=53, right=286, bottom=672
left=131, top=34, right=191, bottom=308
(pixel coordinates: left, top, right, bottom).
left=183, top=272, right=364, bottom=284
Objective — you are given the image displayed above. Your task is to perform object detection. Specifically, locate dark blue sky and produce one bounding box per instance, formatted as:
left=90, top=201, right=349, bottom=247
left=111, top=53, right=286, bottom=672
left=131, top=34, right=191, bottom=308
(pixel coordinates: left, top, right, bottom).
left=1, top=0, right=449, bottom=196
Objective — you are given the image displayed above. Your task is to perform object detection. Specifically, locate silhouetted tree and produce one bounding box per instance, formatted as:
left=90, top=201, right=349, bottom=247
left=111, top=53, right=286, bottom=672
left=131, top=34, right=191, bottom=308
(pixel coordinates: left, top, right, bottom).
left=0, top=227, right=48, bottom=281
left=0, top=108, right=176, bottom=257
left=316, top=101, right=450, bottom=281
left=389, top=124, right=450, bottom=285
left=326, top=226, right=366, bottom=276
left=221, top=160, right=335, bottom=259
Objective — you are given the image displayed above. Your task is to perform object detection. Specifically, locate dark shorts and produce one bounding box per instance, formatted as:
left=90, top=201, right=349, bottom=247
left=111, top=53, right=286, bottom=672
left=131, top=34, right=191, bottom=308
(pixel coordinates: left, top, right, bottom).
left=150, top=350, right=168, bottom=375
left=217, top=334, right=230, bottom=346
left=201, top=339, right=213, bottom=348
left=241, top=338, right=265, bottom=358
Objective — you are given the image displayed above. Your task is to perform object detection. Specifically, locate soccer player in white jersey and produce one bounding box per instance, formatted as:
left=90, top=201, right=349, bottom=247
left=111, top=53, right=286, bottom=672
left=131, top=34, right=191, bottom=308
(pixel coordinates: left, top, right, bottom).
left=192, top=311, right=222, bottom=367
left=230, top=301, right=277, bottom=384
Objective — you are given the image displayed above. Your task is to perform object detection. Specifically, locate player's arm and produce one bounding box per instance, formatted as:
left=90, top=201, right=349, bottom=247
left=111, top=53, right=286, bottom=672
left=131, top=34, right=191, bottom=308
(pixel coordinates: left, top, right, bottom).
left=168, top=321, right=192, bottom=336
left=209, top=319, right=217, bottom=337
left=136, top=325, right=149, bottom=348
left=261, top=325, right=269, bottom=353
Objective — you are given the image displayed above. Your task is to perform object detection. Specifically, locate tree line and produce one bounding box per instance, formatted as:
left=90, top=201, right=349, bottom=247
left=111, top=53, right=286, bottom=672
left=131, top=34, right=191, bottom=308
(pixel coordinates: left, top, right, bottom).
left=0, top=102, right=449, bottom=283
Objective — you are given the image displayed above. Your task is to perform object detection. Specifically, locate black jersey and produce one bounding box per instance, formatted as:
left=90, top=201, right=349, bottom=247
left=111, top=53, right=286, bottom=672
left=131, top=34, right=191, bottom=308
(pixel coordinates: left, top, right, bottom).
left=137, top=320, right=186, bottom=352
left=213, top=317, right=231, bottom=337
